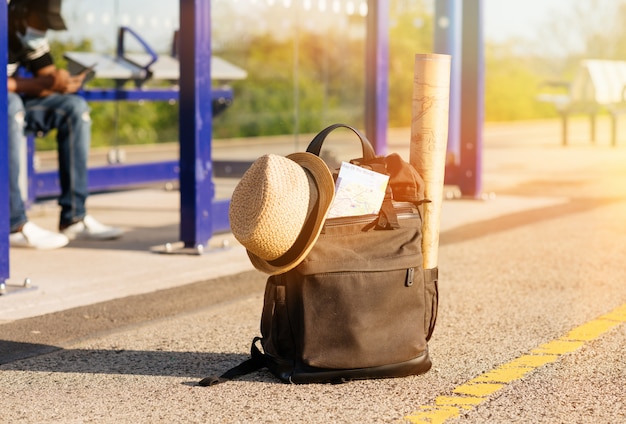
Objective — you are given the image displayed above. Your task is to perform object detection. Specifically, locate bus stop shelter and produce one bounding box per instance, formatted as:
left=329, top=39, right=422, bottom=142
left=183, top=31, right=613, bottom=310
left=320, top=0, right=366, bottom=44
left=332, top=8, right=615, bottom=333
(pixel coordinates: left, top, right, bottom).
left=0, top=0, right=484, bottom=289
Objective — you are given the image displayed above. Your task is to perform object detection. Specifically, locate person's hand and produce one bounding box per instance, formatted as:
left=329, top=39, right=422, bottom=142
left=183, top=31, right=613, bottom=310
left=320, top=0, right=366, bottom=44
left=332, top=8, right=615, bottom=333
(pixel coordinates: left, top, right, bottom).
left=64, top=72, right=87, bottom=94
left=45, top=69, right=85, bottom=94
left=46, top=68, right=70, bottom=92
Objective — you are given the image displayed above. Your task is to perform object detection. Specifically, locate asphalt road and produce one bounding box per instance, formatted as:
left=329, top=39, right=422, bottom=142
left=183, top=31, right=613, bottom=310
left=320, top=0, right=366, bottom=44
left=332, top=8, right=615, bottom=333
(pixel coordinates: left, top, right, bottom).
left=1, top=119, right=626, bottom=423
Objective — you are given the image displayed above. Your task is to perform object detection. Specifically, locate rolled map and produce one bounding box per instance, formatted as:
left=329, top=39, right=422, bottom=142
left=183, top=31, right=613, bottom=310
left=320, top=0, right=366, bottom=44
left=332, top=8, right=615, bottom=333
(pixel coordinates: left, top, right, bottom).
left=409, top=53, right=451, bottom=270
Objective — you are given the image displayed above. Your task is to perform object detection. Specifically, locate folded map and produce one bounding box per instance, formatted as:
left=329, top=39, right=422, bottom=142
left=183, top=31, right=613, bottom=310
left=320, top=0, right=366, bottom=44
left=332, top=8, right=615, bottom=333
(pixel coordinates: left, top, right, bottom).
left=327, top=161, right=390, bottom=219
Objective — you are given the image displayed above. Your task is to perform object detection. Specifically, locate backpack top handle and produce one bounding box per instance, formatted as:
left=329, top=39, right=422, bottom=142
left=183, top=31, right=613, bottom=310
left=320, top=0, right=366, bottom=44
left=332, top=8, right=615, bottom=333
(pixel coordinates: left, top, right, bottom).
left=306, top=123, right=377, bottom=161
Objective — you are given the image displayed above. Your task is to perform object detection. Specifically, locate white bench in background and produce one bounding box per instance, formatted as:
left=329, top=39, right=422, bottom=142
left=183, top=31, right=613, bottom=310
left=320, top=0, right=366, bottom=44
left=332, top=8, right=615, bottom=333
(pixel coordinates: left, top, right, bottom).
left=537, top=59, right=626, bottom=146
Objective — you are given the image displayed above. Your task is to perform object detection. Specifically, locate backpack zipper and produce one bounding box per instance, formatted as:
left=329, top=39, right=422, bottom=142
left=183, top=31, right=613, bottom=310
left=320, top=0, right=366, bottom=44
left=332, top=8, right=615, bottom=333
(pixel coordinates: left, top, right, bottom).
left=324, top=202, right=419, bottom=228
left=324, top=214, right=378, bottom=227
left=405, top=267, right=415, bottom=287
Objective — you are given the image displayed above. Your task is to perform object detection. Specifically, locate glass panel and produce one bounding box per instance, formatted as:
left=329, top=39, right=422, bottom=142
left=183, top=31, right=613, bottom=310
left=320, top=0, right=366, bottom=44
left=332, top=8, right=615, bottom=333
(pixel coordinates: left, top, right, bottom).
left=41, top=1, right=180, bottom=165
left=44, top=1, right=433, bottom=171
left=45, top=0, right=369, bottom=159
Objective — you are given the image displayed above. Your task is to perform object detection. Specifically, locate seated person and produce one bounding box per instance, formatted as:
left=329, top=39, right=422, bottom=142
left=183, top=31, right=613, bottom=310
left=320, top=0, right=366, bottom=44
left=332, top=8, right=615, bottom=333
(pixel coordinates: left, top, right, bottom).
left=7, top=0, right=123, bottom=249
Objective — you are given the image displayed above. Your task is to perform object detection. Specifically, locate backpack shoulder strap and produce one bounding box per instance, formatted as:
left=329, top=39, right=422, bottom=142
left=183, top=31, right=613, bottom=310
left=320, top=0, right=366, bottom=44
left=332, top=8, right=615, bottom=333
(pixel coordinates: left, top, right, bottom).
left=198, top=337, right=266, bottom=386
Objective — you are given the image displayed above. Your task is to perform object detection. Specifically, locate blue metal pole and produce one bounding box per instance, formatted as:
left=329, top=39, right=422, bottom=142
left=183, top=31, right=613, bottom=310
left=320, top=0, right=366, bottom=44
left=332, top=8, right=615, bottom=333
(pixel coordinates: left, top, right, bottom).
left=364, top=0, right=389, bottom=156
left=434, top=0, right=461, bottom=168
left=0, top=3, right=10, bottom=285
left=178, top=0, right=214, bottom=248
left=458, top=0, right=484, bottom=197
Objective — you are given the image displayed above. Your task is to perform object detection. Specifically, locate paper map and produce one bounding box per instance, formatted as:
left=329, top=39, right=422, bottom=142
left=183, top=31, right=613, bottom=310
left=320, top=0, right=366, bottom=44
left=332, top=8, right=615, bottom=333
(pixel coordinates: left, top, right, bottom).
left=327, top=162, right=390, bottom=219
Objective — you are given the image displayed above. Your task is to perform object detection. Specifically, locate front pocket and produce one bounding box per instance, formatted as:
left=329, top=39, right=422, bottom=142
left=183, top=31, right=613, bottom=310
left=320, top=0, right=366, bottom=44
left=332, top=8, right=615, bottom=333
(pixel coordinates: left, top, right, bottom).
left=298, top=268, right=427, bottom=369
left=298, top=205, right=423, bottom=275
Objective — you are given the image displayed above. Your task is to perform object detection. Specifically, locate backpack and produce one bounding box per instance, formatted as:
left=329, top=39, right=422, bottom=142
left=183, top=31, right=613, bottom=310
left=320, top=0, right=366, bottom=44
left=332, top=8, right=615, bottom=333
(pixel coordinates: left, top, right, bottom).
left=200, top=124, right=439, bottom=385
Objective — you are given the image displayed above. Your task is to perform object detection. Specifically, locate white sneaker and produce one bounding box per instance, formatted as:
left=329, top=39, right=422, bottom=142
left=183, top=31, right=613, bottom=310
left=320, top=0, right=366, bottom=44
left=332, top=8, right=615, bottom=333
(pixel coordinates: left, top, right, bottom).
left=61, top=215, right=124, bottom=241
left=9, top=222, right=70, bottom=250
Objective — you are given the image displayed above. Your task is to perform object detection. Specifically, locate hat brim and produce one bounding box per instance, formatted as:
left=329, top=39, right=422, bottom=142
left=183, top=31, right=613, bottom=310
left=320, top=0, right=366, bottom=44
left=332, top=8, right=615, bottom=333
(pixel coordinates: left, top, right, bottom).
left=246, top=152, right=335, bottom=275
left=41, top=13, right=67, bottom=30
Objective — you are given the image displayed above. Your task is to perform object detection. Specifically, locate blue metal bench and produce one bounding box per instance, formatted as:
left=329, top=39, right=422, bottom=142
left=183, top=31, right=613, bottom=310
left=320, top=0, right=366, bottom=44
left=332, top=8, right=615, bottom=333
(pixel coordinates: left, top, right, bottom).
left=28, top=25, right=247, bottom=207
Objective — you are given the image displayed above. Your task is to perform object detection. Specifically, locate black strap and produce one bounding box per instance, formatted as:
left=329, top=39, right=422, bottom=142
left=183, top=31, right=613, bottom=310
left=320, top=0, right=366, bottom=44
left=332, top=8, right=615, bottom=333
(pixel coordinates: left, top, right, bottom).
left=377, top=198, right=400, bottom=230
left=307, top=123, right=377, bottom=160
left=198, top=337, right=266, bottom=386
left=423, top=267, right=439, bottom=342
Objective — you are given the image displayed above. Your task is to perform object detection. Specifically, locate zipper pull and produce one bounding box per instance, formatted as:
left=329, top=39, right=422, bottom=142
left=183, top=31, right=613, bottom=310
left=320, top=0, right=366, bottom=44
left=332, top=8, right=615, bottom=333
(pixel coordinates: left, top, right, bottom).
left=405, top=267, right=414, bottom=287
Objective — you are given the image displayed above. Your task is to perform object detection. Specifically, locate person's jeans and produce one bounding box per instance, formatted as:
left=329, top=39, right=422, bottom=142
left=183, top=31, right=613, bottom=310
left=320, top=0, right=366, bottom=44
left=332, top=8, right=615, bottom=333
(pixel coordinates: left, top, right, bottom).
left=8, top=92, right=92, bottom=232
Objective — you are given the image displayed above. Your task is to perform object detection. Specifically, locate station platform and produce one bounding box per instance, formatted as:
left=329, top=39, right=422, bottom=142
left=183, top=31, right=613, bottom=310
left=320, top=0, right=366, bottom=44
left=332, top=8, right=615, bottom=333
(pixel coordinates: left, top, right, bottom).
left=1, top=117, right=625, bottom=423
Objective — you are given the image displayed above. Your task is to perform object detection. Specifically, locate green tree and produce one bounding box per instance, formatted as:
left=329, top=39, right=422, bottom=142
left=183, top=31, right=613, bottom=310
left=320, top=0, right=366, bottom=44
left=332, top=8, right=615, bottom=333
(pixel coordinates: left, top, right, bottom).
left=213, top=26, right=366, bottom=138
left=388, top=5, right=433, bottom=127
left=484, top=44, right=557, bottom=121
left=37, top=39, right=180, bottom=150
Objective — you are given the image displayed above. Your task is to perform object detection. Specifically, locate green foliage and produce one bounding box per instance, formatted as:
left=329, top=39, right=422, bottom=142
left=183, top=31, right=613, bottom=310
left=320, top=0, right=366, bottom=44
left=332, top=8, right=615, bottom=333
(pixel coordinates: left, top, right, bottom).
left=484, top=0, right=626, bottom=122
left=37, top=39, right=179, bottom=151
left=388, top=9, right=433, bottom=127
left=213, top=28, right=366, bottom=139
left=484, top=44, right=559, bottom=121
left=41, top=1, right=625, bottom=151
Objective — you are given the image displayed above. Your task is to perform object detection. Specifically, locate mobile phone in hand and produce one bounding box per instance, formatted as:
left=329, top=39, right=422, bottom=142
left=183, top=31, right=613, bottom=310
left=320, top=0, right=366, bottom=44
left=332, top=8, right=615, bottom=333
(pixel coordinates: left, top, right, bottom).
left=76, top=63, right=97, bottom=88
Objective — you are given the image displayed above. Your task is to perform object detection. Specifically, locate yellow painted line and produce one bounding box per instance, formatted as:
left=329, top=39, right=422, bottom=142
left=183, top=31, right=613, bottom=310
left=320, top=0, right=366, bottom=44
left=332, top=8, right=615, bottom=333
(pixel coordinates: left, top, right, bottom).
left=404, top=303, right=626, bottom=424
left=563, top=318, right=621, bottom=341
left=435, top=395, right=484, bottom=409
left=599, top=303, right=626, bottom=321
left=453, top=382, right=503, bottom=397
left=470, top=366, right=534, bottom=383
left=500, top=354, right=559, bottom=368
left=404, top=405, right=460, bottom=424
left=530, top=339, right=584, bottom=355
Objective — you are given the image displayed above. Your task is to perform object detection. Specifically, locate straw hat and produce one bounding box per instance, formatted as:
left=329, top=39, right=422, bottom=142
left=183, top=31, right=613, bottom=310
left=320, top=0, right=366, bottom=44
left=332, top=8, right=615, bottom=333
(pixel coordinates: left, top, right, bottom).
left=229, top=153, right=335, bottom=275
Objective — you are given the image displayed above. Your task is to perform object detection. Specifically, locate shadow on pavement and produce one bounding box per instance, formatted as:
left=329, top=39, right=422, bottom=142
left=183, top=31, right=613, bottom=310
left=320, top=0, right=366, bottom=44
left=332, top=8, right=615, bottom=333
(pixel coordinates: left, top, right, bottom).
left=65, top=223, right=180, bottom=252
left=0, top=340, right=61, bottom=364
left=1, top=341, right=265, bottom=382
